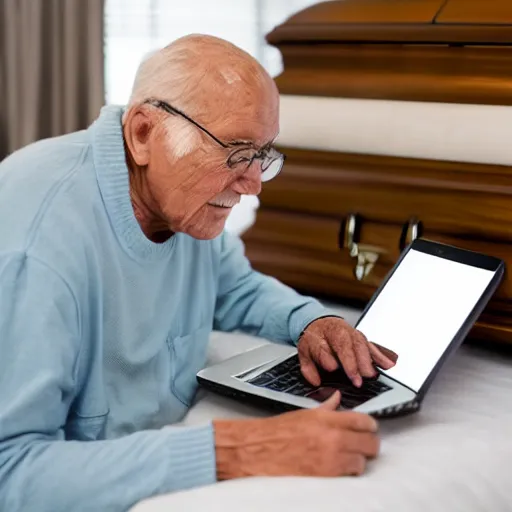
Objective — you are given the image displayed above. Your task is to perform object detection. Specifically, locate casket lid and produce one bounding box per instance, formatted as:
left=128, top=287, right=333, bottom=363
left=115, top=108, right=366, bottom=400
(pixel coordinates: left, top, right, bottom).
left=267, top=0, right=512, bottom=46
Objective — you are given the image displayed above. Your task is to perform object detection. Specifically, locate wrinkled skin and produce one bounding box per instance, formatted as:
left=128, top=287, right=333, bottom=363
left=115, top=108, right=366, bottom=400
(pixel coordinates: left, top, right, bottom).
left=214, top=392, right=380, bottom=479
left=299, top=316, right=398, bottom=388
left=123, top=37, right=279, bottom=242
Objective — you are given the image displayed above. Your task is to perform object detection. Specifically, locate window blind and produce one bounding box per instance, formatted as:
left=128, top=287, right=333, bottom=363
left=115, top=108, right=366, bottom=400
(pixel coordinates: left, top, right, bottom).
left=104, top=0, right=320, bottom=104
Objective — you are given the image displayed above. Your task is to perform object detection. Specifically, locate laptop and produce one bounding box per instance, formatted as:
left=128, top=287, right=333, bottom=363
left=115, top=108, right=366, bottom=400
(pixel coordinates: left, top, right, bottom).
left=197, top=239, right=505, bottom=418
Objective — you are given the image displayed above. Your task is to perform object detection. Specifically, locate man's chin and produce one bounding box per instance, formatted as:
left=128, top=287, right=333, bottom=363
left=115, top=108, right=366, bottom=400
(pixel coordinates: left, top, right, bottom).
left=185, top=221, right=227, bottom=241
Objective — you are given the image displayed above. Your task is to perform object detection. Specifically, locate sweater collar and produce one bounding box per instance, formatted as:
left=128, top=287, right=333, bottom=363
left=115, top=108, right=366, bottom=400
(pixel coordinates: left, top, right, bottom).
left=90, top=105, right=176, bottom=262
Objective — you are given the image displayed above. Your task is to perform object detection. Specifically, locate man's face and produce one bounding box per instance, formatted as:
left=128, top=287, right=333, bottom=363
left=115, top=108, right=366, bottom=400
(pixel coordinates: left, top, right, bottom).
left=144, top=87, right=280, bottom=240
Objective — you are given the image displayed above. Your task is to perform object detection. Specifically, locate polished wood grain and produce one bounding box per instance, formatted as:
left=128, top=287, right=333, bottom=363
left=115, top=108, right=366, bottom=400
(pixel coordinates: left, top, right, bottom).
left=267, top=24, right=512, bottom=45
left=244, top=243, right=512, bottom=346
left=243, top=209, right=512, bottom=303
left=274, top=44, right=512, bottom=105
left=252, top=0, right=512, bottom=345
left=242, top=150, right=512, bottom=345
left=284, top=0, right=444, bottom=24
left=471, top=322, right=512, bottom=346
left=243, top=212, right=512, bottom=345
left=261, top=149, right=512, bottom=242
left=267, top=0, right=512, bottom=45
left=437, top=0, right=512, bottom=24
left=266, top=0, right=512, bottom=105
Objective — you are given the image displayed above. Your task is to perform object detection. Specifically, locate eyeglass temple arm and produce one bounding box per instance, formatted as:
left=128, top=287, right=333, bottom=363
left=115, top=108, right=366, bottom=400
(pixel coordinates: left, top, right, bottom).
left=146, top=99, right=229, bottom=149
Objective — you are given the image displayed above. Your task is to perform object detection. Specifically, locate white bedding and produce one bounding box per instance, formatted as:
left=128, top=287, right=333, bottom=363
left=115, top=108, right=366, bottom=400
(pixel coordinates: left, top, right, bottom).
left=132, top=305, right=512, bottom=512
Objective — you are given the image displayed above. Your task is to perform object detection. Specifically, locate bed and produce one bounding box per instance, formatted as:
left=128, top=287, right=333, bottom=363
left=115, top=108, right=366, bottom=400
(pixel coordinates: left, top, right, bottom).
left=131, top=303, right=512, bottom=512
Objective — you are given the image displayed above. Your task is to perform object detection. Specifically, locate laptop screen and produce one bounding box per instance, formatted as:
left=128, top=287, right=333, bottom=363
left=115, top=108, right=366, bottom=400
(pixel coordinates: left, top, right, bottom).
left=355, top=246, right=496, bottom=393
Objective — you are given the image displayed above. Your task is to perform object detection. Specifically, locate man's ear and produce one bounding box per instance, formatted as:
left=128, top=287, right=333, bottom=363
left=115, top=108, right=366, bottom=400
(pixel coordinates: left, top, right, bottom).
left=123, top=109, right=153, bottom=166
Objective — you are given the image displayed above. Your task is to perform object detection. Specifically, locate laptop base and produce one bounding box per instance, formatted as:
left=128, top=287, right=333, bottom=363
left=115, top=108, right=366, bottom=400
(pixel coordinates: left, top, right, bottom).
left=197, top=374, right=422, bottom=419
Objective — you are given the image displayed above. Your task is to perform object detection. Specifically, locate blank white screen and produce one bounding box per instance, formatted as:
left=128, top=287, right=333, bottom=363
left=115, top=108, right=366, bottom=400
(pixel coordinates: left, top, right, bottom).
left=356, top=249, right=495, bottom=393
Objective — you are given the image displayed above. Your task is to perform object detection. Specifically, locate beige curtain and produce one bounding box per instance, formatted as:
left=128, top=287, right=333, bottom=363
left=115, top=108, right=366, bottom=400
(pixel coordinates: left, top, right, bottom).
left=0, top=0, right=105, bottom=160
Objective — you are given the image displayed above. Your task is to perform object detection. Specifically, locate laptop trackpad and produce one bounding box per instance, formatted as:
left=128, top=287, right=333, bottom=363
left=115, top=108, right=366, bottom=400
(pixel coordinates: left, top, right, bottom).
left=305, top=387, right=339, bottom=403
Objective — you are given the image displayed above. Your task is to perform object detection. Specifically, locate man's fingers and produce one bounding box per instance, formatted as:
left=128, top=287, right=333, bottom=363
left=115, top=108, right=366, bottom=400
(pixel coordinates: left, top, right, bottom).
left=338, top=346, right=362, bottom=388
left=315, top=343, right=339, bottom=373
left=300, top=325, right=394, bottom=388
left=318, top=390, right=341, bottom=410
left=368, top=342, right=397, bottom=369
left=372, top=342, right=398, bottom=364
left=334, top=431, right=380, bottom=458
left=353, top=333, right=377, bottom=378
left=304, top=332, right=339, bottom=373
left=325, top=331, right=362, bottom=387
left=298, top=350, right=321, bottom=386
left=321, top=410, right=379, bottom=433
left=337, top=454, right=367, bottom=476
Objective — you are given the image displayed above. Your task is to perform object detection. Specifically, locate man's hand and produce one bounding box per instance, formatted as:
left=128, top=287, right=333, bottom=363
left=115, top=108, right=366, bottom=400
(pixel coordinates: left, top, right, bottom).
left=214, top=391, right=379, bottom=479
left=298, top=316, right=398, bottom=388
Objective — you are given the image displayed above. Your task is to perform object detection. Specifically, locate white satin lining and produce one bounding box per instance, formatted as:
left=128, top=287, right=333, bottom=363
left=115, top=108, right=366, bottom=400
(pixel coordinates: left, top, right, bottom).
left=277, top=95, right=512, bottom=166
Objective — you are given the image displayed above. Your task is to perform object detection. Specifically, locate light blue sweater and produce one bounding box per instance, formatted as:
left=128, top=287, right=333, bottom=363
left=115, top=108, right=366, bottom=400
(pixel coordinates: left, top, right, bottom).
left=0, top=105, right=329, bottom=511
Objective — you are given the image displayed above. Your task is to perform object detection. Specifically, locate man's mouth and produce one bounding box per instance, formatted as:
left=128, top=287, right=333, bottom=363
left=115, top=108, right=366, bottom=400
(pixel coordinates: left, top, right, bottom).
left=207, top=200, right=239, bottom=209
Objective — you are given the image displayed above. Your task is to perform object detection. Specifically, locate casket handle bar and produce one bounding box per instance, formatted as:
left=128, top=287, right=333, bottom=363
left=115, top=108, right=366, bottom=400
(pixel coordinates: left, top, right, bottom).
left=339, top=214, right=422, bottom=281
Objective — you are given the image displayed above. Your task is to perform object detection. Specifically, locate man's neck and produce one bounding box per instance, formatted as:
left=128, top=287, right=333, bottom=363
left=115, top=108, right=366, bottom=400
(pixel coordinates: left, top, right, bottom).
left=124, top=143, right=174, bottom=244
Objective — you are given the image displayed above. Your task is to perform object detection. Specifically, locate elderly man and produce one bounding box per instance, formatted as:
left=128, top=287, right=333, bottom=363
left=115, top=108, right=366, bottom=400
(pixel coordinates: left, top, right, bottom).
left=0, top=35, right=397, bottom=511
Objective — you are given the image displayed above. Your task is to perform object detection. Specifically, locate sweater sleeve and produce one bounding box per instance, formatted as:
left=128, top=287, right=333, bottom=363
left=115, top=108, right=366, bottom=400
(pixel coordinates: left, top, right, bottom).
left=0, top=253, right=216, bottom=512
left=213, top=231, right=336, bottom=343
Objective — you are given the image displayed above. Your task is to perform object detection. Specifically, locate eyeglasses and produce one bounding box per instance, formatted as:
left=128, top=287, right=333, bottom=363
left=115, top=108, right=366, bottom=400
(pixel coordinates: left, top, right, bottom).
left=143, top=98, right=285, bottom=182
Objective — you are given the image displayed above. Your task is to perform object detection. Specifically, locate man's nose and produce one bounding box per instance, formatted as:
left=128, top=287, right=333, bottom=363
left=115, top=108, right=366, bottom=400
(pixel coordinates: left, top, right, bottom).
left=231, top=161, right=262, bottom=196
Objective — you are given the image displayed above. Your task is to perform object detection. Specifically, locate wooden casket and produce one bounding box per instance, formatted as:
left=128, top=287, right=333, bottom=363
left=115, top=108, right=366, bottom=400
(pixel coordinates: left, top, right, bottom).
left=243, top=0, right=512, bottom=345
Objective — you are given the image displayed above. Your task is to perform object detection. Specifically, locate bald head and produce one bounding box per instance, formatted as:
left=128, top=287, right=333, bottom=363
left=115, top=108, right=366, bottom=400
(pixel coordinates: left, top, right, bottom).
left=122, top=34, right=280, bottom=242
left=126, top=34, right=277, bottom=123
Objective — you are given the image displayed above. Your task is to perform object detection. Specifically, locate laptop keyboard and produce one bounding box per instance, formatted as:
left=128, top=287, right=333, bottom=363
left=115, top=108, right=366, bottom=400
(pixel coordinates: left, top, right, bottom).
left=247, top=355, right=391, bottom=409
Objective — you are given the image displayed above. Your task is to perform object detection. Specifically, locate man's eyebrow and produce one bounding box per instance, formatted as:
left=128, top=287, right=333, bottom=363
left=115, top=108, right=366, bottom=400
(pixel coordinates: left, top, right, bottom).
left=227, top=140, right=255, bottom=147
left=227, top=134, right=279, bottom=148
